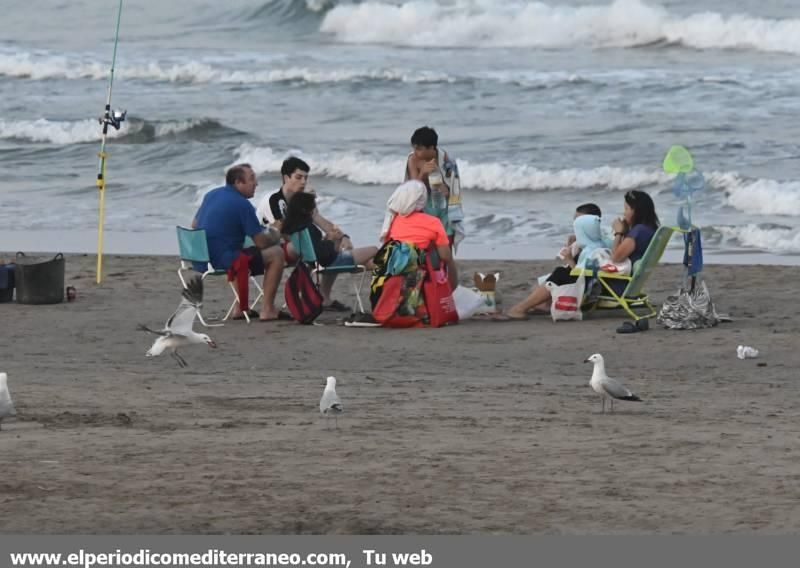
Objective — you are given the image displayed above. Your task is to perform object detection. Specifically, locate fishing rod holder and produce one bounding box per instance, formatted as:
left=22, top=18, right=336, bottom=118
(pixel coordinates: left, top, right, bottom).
left=100, top=108, right=127, bottom=130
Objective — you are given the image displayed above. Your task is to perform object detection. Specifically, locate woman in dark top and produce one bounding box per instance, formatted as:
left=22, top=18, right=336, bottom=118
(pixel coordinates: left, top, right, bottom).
left=282, top=191, right=339, bottom=266
left=282, top=191, right=378, bottom=311
left=501, top=189, right=660, bottom=320
left=611, top=189, right=660, bottom=268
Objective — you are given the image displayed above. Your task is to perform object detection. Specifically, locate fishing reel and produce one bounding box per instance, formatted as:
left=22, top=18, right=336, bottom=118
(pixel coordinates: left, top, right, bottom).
left=100, top=108, right=127, bottom=130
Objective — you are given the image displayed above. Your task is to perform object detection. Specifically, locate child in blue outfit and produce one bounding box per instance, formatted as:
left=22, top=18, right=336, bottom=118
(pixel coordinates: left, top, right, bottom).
left=536, top=203, right=610, bottom=286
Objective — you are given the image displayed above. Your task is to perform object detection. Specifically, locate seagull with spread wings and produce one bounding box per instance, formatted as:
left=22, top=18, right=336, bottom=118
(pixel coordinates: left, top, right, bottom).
left=138, top=276, right=217, bottom=367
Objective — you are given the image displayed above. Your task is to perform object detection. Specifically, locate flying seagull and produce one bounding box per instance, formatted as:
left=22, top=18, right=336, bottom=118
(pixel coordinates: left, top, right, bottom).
left=320, top=376, right=343, bottom=429
left=584, top=353, right=642, bottom=413
left=138, top=276, right=217, bottom=367
left=0, top=372, right=17, bottom=430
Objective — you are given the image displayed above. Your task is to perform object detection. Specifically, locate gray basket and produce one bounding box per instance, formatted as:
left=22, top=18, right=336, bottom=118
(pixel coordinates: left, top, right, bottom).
left=15, top=252, right=65, bottom=305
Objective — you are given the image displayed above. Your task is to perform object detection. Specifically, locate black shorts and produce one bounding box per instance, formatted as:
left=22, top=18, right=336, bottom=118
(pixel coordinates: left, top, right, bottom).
left=546, top=265, right=579, bottom=286
left=243, top=246, right=265, bottom=276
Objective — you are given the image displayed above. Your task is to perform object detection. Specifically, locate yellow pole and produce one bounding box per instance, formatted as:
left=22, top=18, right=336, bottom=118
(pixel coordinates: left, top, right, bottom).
left=96, top=152, right=107, bottom=283
left=95, top=0, right=124, bottom=284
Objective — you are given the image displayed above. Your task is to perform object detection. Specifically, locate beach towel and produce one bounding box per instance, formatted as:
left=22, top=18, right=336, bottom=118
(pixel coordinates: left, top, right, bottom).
left=573, top=214, right=607, bottom=269
left=226, top=251, right=251, bottom=314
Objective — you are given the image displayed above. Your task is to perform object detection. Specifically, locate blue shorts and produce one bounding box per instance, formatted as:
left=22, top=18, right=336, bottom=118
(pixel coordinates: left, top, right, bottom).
left=327, top=250, right=355, bottom=268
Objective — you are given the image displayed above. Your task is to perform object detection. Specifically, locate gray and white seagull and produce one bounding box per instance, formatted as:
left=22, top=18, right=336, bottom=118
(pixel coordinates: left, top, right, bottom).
left=584, top=353, right=642, bottom=413
left=0, top=372, right=17, bottom=430
left=138, top=276, right=217, bottom=368
left=319, top=376, right=343, bottom=429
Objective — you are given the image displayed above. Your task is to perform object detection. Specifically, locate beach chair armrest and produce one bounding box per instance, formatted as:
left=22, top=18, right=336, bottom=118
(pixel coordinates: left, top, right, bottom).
left=569, top=267, right=632, bottom=282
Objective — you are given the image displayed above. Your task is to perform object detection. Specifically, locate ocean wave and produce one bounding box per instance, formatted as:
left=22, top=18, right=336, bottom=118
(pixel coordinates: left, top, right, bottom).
left=320, top=0, right=800, bottom=55
left=721, top=175, right=800, bottom=216
left=0, top=117, right=232, bottom=145
left=714, top=224, right=800, bottom=254
left=4, top=49, right=794, bottom=91
left=233, top=143, right=669, bottom=191
left=0, top=52, right=460, bottom=85
left=234, top=144, right=800, bottom=216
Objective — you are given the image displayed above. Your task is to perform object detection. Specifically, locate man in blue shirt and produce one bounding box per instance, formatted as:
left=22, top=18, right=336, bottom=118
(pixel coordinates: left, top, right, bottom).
left=193, top=164, right=286, bottom=321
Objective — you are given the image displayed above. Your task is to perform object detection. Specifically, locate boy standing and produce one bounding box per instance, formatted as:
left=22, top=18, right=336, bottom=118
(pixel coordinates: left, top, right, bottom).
left=403, top=126, right=465, bottom=248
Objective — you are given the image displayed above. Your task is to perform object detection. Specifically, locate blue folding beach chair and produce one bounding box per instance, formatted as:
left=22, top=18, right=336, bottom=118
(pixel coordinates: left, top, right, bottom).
left=176, top=226, right=262, bottom=325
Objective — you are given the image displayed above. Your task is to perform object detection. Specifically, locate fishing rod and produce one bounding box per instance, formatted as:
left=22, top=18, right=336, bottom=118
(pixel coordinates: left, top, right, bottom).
left=95, top=0, right=126, bottom=284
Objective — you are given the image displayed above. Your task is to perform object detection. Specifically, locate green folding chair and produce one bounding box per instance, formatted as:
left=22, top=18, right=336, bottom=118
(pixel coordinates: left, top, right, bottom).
left=570, top=225, right=684, bottom=321
left=288, top=228, right=367, bottom=313
left=176, top=227, right=263, bottom=325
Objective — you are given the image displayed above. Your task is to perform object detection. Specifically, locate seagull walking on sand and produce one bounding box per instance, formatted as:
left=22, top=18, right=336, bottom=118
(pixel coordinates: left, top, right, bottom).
left=0, top=372, right=17, bottom=430
left=138, top=276, right=217, bottom=368
left=584, top=353, right=642, bottom=413
left=320, top=376, right=343, bottom=429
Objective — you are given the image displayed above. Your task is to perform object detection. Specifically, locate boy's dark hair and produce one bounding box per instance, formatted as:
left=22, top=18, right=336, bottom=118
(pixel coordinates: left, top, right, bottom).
left=225, top=163, right=252, bottom=186
left=281, top=156, right=310, bottom=178
left=575, top=203, right=602, bottom=217
left=411, top=126, right=438, bottom=148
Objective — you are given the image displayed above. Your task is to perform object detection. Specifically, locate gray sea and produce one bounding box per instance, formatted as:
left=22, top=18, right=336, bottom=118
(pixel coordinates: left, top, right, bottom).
left=1, top=0, right=799, bottom=262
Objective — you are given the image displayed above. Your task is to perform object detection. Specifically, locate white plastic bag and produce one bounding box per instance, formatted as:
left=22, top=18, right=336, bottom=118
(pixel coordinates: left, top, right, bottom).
left=452, top=286, right=486, bottom=320
left=545, top=274, right=586, bottom=322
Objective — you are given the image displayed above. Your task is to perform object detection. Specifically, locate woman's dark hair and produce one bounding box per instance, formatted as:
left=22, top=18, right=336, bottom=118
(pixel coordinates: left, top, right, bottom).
left=624, top=190, right=660, bottom=229
left=282, top=191, right=316, bottom=235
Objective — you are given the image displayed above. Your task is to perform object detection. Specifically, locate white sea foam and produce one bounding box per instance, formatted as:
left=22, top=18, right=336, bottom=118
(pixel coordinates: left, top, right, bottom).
left=0, top=117, right=226, bottom=145
left=721, top=175, right=800, bottom=217
left=233, top=143, right=671, bottom=192
left=0, top=118, right=130, bottom=144
left=0, top=52, right=455, bottom=85
left=321, top=0, right=800, bottom=55
left=717, top=224, right=800, bottom=254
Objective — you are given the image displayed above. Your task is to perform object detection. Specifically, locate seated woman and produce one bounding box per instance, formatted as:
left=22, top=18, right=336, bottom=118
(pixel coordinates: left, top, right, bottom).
left=381, top=180, right=458, bottom=291
left=282, top=191, right=378, bottom=311
left=502, top=189, right=660, bottom=320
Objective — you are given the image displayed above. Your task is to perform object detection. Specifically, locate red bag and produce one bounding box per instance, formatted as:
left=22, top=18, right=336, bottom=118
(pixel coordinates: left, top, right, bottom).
left=372, top=274, right=424, bottom=328
left=284, top=262, right=323, bottom=324
left=422, top=251, right=458, bottom=328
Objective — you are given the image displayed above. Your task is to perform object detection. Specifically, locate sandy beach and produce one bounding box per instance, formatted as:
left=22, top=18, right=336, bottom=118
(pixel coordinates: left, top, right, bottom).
left=0, top=253, right=798, bottom=534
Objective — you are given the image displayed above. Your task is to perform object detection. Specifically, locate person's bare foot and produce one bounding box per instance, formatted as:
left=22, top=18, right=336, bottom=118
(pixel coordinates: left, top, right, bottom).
left=493, top=309, right=530, bottom=321
left=259, top=307, right=279, bottom=321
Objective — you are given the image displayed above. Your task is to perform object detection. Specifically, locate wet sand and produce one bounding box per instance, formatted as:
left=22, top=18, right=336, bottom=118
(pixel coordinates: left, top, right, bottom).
left=1, top=253, right=798, bottom=534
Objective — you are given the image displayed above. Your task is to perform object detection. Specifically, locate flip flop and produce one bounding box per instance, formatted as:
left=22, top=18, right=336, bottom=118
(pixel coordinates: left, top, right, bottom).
left=232, top=309, right=259, bottom=321
left=259, top=310, right=293, bottom=322
left=616, top=319, right=649, bottom=334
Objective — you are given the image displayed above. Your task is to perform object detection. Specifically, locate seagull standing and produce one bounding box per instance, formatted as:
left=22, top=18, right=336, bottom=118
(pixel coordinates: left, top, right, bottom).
left=320, top=376, right=343, bottom=429
left=584, top=353, right=642, bottom=413
left=0, top=372, right=17, bottom=430
left=138, top=276, right=217, bottom=368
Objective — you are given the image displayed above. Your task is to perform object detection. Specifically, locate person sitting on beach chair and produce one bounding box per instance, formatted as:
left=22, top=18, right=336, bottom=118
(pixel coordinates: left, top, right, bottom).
left=281, top=191, right=378, bottom=310
left=381, top=180, right=458, bottom=291
left=403, top=126, right=464, bottom=249
left=255, top=156, right=367, bottom=311
left=192, top=164, right=286, bottom=321
left=501, top=192, right=659, bottom=320
left=533, top=203, right=611, bottom=286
